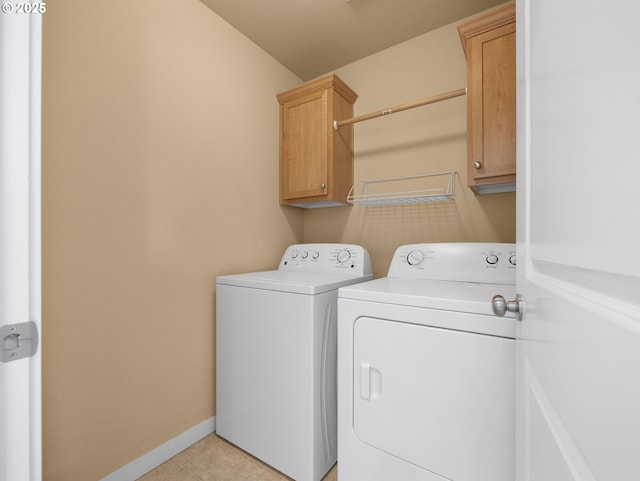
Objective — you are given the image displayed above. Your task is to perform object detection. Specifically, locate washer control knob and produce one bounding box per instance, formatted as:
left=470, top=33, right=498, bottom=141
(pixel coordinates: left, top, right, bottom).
left=407, top=250, right=424, bottom=266
left=312, top=251, right=320, bottom=260
left=486, top=254, right=499, bottom=265
left=509, top=254, right=516, bottom=266
left=337, top=249, right=351, bottom=264
left=290, top=250, right=299, bottom=259
left=301, top=251, right=309, bottom=259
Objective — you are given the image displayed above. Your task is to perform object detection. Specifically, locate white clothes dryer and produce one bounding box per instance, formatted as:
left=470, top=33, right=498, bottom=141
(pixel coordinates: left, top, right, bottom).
left=216, top=244, right=372, bottom=481
left=338, top=243, right=517, bottom=481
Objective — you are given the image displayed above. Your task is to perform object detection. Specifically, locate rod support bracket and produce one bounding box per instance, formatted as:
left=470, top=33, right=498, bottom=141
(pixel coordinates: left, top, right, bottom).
left=333, top=120, right=340, bottom=130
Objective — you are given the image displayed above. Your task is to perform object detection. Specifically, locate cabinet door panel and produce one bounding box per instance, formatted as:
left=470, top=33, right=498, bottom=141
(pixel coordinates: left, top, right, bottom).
left=281, top=91, right=328, bottom=200
left=480, top=27, right=516, bottom=178
left=470, top=23, right=516, bottom=183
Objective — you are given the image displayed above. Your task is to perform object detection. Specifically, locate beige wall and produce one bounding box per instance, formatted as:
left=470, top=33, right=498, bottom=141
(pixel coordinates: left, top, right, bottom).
left=42, top=1, right=302, bottom=480
left=304, top=11, right=516, bottom=276
left=42, top=2, right=515, bottom=480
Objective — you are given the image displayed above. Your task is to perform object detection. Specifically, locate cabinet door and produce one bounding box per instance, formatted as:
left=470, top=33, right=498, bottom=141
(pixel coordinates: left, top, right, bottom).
left=468, top=22, right=516, bottom=186
left=280, top=90, right=328, bottom=201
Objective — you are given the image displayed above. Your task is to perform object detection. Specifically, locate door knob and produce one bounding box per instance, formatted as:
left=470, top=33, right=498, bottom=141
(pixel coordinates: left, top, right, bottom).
left=474, top=161, right=482, bottom=169
left=492, top=294, right=524, bottom=321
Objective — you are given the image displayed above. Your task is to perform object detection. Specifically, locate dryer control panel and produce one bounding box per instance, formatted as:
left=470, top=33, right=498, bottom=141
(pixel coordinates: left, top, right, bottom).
left=388, top=243, right=516, bottom=284
left=279, top=243, right=372, bottom=276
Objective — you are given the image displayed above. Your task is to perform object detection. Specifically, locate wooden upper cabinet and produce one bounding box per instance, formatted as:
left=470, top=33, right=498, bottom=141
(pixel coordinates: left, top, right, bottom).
left=277, top=74, right=358, bottom=207
left=458, top=3, right=516, bottom=194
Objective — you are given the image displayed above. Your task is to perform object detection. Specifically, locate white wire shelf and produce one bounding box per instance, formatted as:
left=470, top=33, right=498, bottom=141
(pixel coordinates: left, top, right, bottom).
left=347, top=171, right=456, bottom=206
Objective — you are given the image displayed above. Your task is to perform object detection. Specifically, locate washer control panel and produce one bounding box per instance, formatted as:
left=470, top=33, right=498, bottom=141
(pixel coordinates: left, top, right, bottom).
left=280, top=244, right=372, bottom=276
left=388, top=243, right=516, bottom=284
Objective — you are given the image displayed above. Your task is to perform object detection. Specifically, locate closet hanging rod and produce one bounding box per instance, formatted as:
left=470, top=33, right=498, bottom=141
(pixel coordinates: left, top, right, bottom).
left=333, top=87, right=466, bottom=130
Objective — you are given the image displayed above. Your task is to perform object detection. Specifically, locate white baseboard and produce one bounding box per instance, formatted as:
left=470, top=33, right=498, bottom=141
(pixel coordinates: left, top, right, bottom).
left=100, top=416, right=216, bottom=481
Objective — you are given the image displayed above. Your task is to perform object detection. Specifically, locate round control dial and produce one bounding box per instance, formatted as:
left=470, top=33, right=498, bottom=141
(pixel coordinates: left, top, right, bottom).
left=336, top=249, right=351, bottom=263
left=301, top=251, right=309, bottom=259
left=407, top=250, right=424, bottom=266
left=486, top=254, right=499, bottom=265
left=312, top=251, right=319, bottom=260
left=509, top=254, right=516, bottom=266
left=290, top=250, right=299, bottom=259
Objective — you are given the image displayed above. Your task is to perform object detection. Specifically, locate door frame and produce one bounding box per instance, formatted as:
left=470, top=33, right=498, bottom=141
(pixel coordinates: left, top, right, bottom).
left=0, top=10, right=43, bottom=481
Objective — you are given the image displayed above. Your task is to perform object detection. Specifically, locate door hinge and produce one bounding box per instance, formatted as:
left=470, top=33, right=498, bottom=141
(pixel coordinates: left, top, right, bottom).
left=1, top=321, right=39, bottom=362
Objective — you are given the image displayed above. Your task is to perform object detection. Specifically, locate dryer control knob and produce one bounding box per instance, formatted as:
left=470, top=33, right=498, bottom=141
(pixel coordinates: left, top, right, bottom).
left=486, top=254, right=499, bottom=265
left=301, top=251, right=309, bottom=259
left=337, top=249, right=351, bottom=263
left=407, top=250, right=424, bottom=266
left=509, top=254, right=517, bottom=266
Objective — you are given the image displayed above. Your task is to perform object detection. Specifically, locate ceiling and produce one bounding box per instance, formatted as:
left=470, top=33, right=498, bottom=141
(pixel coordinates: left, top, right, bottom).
left=199, top=0, right=507, bottom=81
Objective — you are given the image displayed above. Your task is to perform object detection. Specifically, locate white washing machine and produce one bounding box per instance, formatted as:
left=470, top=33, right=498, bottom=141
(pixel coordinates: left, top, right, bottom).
left=216, top=243, right=372, bottom=481
left=338, top=243, right=517, bottom=481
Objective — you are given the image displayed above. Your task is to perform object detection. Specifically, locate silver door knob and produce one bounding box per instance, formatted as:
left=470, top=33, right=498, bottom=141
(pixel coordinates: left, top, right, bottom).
left=474, top=161, right=482, bottom=169
left=321, top=183, right=326, bottom=189
left=492, top=294, right=524, bottom=321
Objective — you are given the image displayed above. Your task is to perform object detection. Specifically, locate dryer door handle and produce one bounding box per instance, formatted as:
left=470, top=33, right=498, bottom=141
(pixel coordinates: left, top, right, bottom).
left=359, top=362, right=382, bottom=400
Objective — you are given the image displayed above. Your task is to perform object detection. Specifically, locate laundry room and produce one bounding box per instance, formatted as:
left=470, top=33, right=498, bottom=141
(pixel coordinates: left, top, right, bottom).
left=38, top=0, right=515, bottom=480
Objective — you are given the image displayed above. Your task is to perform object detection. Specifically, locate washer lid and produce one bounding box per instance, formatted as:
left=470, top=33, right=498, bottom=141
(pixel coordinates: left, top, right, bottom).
left=339, top=277, right=516, bottom=318
left=217, top=270, right=373, bottom=295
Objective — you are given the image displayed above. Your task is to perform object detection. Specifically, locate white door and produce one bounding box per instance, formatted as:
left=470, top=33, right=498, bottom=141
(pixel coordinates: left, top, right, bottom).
left=515, top=1, right=640, bottom=480
left=0, top=9, right=43, bottom=481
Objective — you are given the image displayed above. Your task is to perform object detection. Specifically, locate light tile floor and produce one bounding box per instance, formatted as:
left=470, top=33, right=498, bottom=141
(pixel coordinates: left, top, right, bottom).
left=136, top=434, right=338, bottom=481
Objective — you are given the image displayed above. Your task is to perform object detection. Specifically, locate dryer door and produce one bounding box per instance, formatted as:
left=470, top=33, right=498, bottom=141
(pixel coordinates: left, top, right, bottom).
left=353, top=315, right=514, bottom=481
